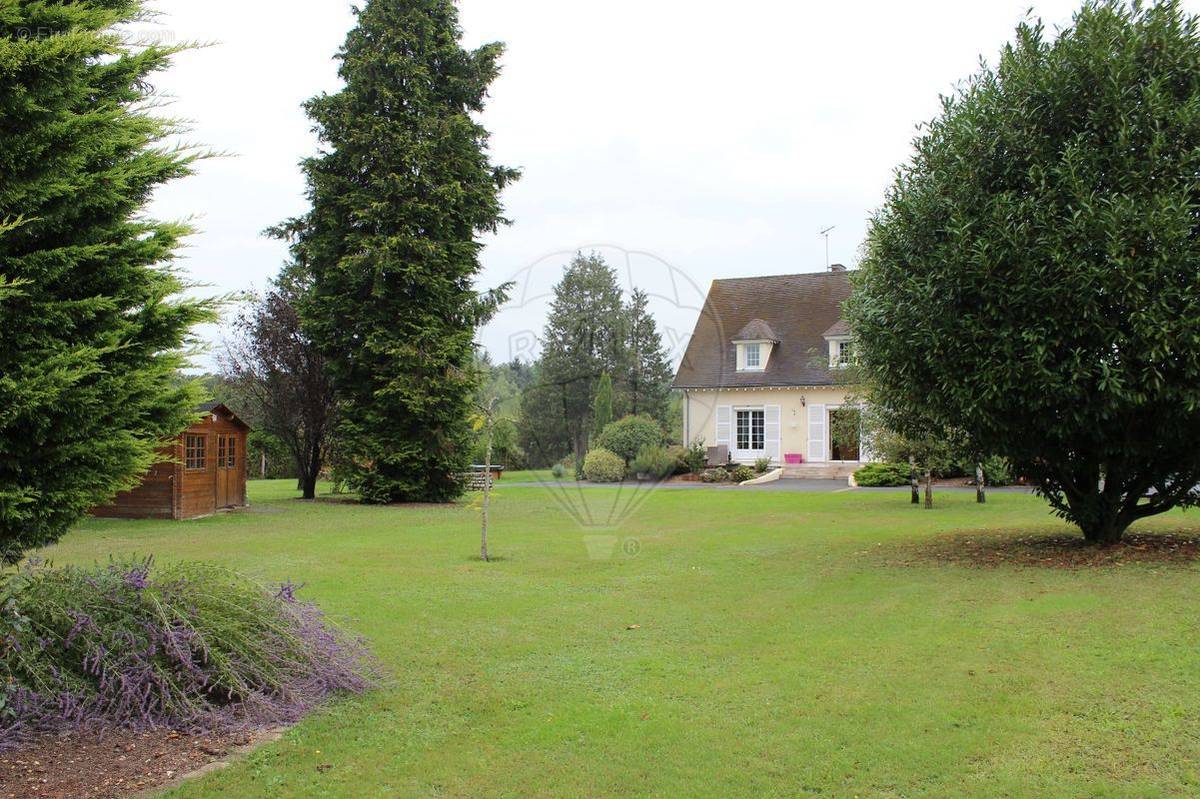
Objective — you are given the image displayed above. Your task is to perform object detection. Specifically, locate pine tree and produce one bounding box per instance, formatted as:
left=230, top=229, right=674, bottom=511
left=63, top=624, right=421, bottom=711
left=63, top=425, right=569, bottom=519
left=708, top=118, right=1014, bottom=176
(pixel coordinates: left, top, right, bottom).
left=0, top=4, right=215, bottom=563
left=624, top=288, right=674, bottom=423
left=278, top=0, right=519, bottom=503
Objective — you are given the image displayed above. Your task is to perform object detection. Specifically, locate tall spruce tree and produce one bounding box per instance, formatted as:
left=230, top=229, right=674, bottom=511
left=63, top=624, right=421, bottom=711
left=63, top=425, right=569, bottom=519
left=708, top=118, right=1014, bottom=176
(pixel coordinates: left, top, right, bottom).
left=519, top=253, right=625, bottom=465
left=624, top=288, right=673, bottom=423
left=279, top=0, right=519, bottom=503
left=0, top=3, right=215, bottom=563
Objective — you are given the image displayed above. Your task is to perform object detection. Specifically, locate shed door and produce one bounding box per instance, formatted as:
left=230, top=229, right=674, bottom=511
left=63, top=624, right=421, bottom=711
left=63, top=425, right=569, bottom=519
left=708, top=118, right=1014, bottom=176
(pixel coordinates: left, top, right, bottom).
left=215, top=434, right=230, bottom=508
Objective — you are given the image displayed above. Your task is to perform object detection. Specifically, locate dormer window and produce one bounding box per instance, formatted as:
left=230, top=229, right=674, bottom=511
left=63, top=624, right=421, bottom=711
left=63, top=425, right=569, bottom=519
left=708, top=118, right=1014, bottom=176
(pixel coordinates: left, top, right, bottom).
left=733, top=319, right=779, bottom=373
left=835, top=340, right=852, bottom=367
left=822, top=319, right=853, bottom=369
left=745, top=343, right=762, bottom=369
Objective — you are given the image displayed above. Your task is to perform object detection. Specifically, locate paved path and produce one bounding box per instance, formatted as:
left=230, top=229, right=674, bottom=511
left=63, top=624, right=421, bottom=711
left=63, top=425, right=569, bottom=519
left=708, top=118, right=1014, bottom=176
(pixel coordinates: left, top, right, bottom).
left=501, top=478, right=1035, bottom=494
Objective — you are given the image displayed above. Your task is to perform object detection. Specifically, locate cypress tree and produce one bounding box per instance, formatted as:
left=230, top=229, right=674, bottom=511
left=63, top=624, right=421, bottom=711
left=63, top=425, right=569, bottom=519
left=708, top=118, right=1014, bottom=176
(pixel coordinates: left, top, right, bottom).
left=279, top=0, right=518, bottom=503
left=593, top=373, right=614, bottom=435
left=0, top=3, right=215, bottom=563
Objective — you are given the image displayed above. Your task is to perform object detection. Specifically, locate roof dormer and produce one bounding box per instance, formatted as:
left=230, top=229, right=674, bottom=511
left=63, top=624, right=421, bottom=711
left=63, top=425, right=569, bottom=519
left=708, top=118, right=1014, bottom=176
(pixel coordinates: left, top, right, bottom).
left=734, top=319, right=779, bottom=372
left=822, top=320, right=853, bottom=368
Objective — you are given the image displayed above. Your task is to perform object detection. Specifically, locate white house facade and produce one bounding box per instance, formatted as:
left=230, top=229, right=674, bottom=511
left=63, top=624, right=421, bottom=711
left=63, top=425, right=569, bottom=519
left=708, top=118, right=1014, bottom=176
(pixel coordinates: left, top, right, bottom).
left=672, top=268, right=870, bottom=477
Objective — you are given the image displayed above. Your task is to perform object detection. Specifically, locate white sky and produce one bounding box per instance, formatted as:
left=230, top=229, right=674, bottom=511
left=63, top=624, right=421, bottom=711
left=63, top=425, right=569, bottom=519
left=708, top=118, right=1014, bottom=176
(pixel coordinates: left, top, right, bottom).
left=143, top=0, right=1141, bottom=370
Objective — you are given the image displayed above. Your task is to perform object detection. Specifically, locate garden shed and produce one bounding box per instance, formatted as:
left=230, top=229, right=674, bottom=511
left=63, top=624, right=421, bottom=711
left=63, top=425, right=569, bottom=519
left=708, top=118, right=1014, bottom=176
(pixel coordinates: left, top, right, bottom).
left=91, top=402, right=250, bottom=520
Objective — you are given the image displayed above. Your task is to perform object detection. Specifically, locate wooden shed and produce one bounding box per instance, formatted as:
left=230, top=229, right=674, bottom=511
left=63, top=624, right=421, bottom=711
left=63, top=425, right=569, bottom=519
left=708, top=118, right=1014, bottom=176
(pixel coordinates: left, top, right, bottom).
left=92, top=402, right=250, bottom=520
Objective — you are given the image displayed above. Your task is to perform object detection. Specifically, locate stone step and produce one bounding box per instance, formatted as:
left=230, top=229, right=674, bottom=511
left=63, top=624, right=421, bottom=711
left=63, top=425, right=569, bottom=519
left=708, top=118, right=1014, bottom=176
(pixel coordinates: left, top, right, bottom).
left=782, top=463, right=860, bottom=480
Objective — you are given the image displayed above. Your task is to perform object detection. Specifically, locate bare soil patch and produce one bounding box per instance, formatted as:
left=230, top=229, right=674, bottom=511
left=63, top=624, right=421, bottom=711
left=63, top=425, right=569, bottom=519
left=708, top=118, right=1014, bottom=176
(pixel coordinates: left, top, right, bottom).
left=888, top=530, right=1200, bottom=569
left=0, top=726, right=281, bottom=799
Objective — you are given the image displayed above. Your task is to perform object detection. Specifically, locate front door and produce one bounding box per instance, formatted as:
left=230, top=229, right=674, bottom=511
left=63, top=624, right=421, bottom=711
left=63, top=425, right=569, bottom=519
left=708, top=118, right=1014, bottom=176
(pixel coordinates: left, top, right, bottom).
left=734, top=408, right=765, bottom=463
left=829, top=407, right=861, bottom=462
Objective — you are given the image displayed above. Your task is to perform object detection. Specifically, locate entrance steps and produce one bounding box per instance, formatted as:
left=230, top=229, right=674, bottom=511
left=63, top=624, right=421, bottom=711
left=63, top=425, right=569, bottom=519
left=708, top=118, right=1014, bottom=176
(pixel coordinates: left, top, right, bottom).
left=782, top=463, right=859, bottom=480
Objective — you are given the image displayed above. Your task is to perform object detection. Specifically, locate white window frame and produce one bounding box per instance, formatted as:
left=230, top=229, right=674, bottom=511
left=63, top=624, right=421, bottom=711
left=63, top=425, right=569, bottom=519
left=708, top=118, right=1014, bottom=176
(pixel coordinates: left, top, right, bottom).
left=745, top=342, right=761, bottom=369
left=827, top=336, right=853, bottom=368
left=735, top=407, right=766, bottom=453
left=735, top=340, right=772, bottom=372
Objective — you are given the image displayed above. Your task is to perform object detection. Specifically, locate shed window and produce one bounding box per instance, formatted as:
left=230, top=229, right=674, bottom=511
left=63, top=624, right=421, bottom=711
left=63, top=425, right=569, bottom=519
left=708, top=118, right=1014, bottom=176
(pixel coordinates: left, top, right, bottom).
left=226, top=436, right=236, bottom=468
left=217, top=435, right=227, bottom=467
left=185, top=434, right=206, bottom=470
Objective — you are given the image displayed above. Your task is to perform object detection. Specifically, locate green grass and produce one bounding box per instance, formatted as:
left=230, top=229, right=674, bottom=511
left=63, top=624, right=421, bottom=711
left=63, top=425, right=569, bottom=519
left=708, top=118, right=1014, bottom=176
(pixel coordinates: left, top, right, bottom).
left=38, top=480, right=1200, bottom=798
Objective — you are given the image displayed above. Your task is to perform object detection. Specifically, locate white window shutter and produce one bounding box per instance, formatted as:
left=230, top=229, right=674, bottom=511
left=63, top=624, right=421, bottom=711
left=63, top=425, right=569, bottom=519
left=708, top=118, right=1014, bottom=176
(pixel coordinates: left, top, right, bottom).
left=807, top=404, right=826, bottom=462
left=764, top=405, right=781, bottom=464
left=715, top=405, right=731, bottom=447
left=858, top=409, right=874, bottom=463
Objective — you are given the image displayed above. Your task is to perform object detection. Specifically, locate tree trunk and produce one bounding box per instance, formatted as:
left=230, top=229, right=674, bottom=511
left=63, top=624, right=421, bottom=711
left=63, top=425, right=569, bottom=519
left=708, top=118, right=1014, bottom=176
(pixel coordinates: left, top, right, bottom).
left=909, top=456, right=919, bottom=505
left=481, top=412, right=493, bottom=562
left=924, top=469, right=933, bottom=509
left=260, top=450, right=266, bottom=479
left=301, top=473, right=317, bottom=500
left=975, top=462, right=986, bottom=504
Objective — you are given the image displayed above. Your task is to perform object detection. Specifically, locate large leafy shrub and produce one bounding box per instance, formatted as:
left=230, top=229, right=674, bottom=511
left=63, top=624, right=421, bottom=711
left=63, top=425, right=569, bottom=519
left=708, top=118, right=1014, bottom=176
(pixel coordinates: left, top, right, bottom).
left=595, top=416, right=663, bottom=464
left=854, top=463, right=912, bottom=487
left=0, top=558, right=374, bottom=744
left=846, top=2, right=1200, bottom=543
left=583, top=449, right=625, bottom=483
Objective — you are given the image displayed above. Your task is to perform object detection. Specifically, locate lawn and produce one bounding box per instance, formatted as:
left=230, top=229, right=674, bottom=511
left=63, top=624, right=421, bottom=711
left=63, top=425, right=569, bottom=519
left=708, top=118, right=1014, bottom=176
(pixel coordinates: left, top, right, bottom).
left=39, top=480, right=1200, bottom=798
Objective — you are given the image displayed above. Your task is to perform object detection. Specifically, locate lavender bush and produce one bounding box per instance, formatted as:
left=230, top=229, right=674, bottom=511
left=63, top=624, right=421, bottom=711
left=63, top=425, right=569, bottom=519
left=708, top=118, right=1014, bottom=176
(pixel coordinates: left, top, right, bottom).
left=0, top=558, right=375, bottom=747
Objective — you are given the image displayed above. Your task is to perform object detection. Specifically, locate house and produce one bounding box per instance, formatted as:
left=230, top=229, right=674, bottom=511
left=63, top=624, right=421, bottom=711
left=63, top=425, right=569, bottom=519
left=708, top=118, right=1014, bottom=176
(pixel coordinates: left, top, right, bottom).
left=672, top=267, right=869, bottom=477
left=91, top=402, right=250, bottom=520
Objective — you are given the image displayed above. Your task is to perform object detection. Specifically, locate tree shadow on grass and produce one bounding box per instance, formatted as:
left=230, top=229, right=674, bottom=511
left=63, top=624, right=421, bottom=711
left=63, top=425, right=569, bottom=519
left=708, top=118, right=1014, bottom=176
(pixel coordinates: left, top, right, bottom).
left=885, top=530, right=1200, bottom=569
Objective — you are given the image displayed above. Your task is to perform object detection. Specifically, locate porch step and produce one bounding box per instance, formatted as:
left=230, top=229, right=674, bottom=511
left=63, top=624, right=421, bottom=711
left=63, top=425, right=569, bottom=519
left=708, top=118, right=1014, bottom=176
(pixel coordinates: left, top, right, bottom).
left=782, top=463, right=860, bottom=480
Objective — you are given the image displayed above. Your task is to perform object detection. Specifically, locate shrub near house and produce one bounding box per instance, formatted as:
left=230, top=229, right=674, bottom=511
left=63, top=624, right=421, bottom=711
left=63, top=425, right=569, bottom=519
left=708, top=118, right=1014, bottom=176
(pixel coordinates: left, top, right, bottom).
left=595, top=416, right=664, bottom=465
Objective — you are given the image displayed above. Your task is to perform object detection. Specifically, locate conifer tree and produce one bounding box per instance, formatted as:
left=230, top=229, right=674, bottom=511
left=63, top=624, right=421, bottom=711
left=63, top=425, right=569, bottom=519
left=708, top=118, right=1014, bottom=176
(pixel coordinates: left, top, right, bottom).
left=279, top=0, right=519, bottom=503
left=0, top=4, right=215, bottom=562
left=624, top=289, right=673, bottom=423
left=593, top=373, right=614, bottom=435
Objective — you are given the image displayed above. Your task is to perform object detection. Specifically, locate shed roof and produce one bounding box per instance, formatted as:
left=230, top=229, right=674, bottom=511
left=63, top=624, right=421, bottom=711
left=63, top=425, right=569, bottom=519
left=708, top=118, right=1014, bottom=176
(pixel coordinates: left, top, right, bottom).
left=197, top=402, right=251, bottom=430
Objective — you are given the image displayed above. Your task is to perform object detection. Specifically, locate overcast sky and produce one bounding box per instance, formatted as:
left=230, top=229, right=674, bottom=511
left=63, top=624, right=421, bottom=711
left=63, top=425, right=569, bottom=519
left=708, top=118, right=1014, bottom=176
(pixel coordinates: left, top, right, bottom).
left=145, top=0, right=1136, bottom=370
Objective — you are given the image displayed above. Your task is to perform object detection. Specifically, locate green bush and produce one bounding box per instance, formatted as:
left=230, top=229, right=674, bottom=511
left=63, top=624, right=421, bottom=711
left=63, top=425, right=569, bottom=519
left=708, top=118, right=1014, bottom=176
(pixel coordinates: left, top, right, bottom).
left=632, top=445, right=675, bottom=480
left=665, top=445, right=689, bottom=475
left=684, top=440, right=708, bottom=475
left=550, top=463, right=565, bottom=479
left=979, top=455, right=1013, bottom=486
left=730, top=465, right=756, bottom=483
left=583, top=448, right=625, bottom=483
left=701, top=468, right=728, bottom=483
left=754, top=457, right=772, bottom=474
left=595, top=416, right=664, bottom=463
left=854, top=462, right=912, bottom=487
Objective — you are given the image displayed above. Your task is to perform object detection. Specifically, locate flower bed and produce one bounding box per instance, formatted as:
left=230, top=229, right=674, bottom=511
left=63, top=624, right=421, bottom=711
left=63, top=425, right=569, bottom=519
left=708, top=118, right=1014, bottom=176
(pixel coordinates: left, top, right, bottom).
left=0, top=558, right=375, bottom=747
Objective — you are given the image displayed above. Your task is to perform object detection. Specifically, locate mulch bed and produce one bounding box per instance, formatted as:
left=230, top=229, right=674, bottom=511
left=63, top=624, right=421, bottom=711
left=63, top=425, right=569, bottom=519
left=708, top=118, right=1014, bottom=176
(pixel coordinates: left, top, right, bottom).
left=885, top=531, right=1200, bottom=569
left=0, top=727, right=279, bottom=799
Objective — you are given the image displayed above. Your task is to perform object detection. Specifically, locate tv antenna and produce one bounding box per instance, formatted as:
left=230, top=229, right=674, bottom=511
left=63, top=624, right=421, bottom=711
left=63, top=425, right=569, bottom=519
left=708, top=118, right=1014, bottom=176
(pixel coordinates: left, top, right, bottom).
left=819, top=225, right=836, bottom=270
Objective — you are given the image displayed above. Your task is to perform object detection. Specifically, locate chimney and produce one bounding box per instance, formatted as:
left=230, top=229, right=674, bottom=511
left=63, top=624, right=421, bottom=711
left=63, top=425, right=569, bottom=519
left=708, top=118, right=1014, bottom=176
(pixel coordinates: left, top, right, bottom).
left=829, top=263, right=847, bottom=273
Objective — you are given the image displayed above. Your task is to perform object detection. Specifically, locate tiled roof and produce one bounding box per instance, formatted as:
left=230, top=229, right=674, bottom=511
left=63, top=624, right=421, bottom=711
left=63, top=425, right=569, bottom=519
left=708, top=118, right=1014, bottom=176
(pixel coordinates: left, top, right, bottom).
left=672, top=270, right=852, bottom=389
